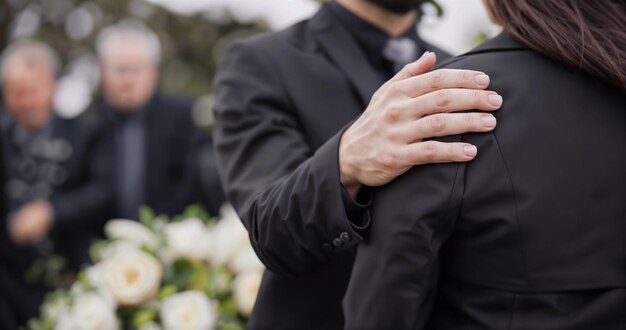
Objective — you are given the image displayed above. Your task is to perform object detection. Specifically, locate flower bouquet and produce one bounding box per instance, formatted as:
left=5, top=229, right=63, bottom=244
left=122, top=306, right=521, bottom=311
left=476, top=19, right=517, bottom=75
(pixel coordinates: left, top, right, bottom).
left=28, top=204, right=264, bottom=330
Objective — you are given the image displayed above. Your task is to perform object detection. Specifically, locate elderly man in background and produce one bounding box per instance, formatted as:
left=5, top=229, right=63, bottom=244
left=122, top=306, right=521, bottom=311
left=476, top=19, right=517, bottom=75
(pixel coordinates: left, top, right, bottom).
left=0, top=40, right=112, bottom=327
left=96, top=22, right=224, bottom=219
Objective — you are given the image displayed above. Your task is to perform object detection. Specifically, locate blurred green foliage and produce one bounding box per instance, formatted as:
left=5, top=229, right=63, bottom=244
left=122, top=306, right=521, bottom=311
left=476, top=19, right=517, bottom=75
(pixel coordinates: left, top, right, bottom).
left=0, top=0, right=266, bottom=98
left=0, top=0, right=443, bottom=99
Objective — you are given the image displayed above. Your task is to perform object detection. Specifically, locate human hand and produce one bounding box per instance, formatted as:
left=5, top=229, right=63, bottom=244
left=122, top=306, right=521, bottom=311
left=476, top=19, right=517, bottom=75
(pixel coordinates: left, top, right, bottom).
left=10, top=199, right=54, bottom=246
left=339, top=52, right=502, bottom=197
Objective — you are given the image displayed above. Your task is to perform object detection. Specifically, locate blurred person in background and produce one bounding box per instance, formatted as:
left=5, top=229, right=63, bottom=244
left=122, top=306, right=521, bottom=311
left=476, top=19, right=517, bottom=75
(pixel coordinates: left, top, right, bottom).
left=213, top=0, right=504, bottom=328
left=96, top=22, right=225, bottom=219
left=0, top=40, right=112, bottom=327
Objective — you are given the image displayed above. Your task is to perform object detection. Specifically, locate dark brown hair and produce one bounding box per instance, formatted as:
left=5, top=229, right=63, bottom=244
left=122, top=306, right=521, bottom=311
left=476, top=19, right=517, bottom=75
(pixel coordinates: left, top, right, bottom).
left=485, top=0, right=626, bottom=92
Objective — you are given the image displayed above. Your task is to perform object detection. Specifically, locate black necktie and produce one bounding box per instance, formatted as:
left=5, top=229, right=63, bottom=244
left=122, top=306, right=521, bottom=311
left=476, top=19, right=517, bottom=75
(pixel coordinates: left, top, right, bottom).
left=382, top=37, right=419, bottom=73
left=116, top=113, right=145, bottom=219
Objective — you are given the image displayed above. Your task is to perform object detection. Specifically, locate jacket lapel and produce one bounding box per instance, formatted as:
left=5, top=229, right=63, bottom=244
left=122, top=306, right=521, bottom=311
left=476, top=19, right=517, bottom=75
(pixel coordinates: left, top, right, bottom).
left=309, top=4, right=385, bottom=107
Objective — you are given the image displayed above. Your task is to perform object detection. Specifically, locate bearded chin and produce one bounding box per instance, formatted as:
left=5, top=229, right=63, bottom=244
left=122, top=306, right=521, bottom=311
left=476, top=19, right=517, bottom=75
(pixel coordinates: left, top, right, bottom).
left=363, top=0, right=425, bottom=14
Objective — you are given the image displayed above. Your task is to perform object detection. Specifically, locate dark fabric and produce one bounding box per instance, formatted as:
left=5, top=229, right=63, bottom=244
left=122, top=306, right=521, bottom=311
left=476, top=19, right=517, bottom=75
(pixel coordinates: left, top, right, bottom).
left=329, top=1, right=423, bottom=78
left=115, top=109, right=146, bottom=219
left=343, top=32, right=626, bottom=330
left=99, top=91, right=225, bottom=218
left=1, top=119, right=54, bottom=213
left=0, top=109, right=113, bottom=326
left=213, top=3, right=450, bottom=329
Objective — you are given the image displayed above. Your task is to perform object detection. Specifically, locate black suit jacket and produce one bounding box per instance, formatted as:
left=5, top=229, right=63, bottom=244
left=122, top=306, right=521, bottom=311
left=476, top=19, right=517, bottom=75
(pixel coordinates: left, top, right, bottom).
left=213, top=4, right=449, bottom=329
left=344, top=32, right=626, bottom=330
left=0, top=109, right=112, bottom=325
left=100, top=91, right=225, bottom=218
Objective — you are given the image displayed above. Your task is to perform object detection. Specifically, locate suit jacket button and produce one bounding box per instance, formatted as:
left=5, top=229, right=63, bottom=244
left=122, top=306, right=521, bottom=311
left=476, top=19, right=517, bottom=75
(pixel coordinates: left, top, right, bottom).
left=333, top=238, right=344, bottom=247
left=322, top=243, right=333, bottom=253
left=340, top=232, right=351, bottom=243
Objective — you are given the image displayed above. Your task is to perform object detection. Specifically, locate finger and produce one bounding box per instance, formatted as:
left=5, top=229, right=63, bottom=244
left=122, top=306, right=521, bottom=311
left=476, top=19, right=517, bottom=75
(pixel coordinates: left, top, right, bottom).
left=409, top=89, right=503, bottom=118
left=397, top=68, right=492, bottom=98
left=380, top=52, right=437, bottom=93
left=400, top=112, right=497, bottom=143
left=393, top=52, right=437, bottom=82
left=400, top=141, right=479, bottom=165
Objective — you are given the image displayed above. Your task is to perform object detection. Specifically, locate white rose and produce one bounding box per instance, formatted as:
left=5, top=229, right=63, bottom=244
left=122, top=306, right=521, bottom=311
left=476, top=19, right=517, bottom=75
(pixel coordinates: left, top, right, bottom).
left=232, top=270, right=263, bottom=317
left=61, top=293, right=118, bottom=330
left=99, top=240, right=143, bottom=260
left=163, top=218, right=213, bottom=261
left=104, top=219, right=159, bottom=249
left=54, top=309, right=77, bottom=330
left=85, top=264, right=116, bottom=308
left=103, top=249, right=162, bottom=306
left=218, top=203, right=239, bottom=222
left=69, top=281, right=87, bottom=296
left=43, top=296, right=71, bottom=323
left=160, top=291, right=217, bottom=330
left=228, top=240, right=265, bottom=273
left=210, top=206, right=250, bottom=265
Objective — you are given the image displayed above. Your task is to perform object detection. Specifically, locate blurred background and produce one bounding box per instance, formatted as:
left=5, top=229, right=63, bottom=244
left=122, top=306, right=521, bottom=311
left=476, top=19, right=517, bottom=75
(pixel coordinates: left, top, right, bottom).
left=0, top=0, right=499, bottom=122
left=0, top=1, right=500, bottom=329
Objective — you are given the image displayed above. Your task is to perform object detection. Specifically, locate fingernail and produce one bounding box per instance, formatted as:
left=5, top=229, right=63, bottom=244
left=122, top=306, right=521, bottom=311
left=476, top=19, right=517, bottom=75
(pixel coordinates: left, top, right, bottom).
left=417, top=51, right=430, bottom=62
left=488, top=94, right=503, bottom=107
left=475, top=74, right=490, bottom=86
left=464, top=145, right=478, bottom=157
left=481, top=115, right=497, bottom=128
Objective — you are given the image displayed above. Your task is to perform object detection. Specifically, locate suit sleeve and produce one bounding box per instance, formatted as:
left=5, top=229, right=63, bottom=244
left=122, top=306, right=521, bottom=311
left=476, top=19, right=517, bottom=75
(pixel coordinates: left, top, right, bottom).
left=213, top=41, right=370, bottom=275
left=343, top=139, right=465, bottom=330
left=50, top=123, right=113, bottom=228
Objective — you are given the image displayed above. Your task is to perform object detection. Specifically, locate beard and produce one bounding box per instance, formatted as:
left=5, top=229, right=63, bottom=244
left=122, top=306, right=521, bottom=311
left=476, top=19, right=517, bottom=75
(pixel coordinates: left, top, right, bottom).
left=363, top=0, right=427, bottom=14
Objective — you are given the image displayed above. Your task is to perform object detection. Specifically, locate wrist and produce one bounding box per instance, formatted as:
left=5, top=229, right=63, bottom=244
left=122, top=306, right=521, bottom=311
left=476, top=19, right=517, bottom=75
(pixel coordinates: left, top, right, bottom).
left=339, top=137, right=362, bottom=198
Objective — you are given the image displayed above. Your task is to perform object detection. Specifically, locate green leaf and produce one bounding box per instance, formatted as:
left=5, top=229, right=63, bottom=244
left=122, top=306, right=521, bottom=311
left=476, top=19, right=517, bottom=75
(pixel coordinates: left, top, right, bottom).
left=26, top=318, right=55, bottom=330
left=182, top=203, right=211, bottom=221
left=164, top=258, right=206, bottom=289
left=88, top=239, right=109, bottom=262
left=217, top=320, right=246, bottom=330
left=132, top=308, right=158, bottom=328
left=140, top=245, right=158, bottom=258
left=474, top=33, right=490, bottom=46
left=77, top=270, right=90, bottom=288
left=24, top=258, right=46, bottom=284
left=158, top=284, right=178, bottom=300
left=139, top=205, right=156, bottom=228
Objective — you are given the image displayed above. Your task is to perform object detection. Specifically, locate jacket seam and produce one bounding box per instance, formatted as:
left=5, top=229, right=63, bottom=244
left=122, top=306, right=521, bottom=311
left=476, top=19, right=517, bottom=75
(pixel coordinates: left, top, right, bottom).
left=491, top=131, right=531, bottom=289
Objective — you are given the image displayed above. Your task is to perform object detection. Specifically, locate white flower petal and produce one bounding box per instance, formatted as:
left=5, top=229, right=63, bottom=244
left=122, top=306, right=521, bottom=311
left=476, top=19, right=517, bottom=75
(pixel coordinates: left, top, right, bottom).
left=104, top=219, right=159, bottom=249
left=103, top=250, right=162, bottom=306
left=160, top=291, right=217, bottom=330
left=233, top=271, right=263, bottom=317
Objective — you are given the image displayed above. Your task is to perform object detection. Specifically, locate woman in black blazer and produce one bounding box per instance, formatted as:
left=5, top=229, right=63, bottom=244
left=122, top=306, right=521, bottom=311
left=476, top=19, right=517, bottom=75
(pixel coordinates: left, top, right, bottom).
left=343, top=1, right=626, bottom=329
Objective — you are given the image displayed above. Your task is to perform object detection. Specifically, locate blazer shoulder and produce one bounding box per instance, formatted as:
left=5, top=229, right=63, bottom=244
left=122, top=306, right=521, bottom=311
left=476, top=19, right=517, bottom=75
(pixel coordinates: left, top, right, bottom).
left=225, top=18, right=316, bottom=60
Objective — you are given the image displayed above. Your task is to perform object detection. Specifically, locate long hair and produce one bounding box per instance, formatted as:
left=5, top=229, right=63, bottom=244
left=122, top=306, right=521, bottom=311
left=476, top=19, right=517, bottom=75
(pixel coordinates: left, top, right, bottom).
left=485, top=0, right=626, bottom=92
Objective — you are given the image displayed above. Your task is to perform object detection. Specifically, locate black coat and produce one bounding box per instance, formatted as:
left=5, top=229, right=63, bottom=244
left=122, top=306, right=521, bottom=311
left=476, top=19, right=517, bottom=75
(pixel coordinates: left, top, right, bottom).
left=100, top=91, right=225, bottom=218
left=0, top=109, right=112, bottom=326
left=343, top=32, right=626, bottom=330
left=213, top=4, right=449, bottom=329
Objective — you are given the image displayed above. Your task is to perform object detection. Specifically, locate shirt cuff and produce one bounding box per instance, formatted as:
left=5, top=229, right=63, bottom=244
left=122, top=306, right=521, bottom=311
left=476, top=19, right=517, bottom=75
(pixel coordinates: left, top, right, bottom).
left=340, top=184, right=372, bottom=235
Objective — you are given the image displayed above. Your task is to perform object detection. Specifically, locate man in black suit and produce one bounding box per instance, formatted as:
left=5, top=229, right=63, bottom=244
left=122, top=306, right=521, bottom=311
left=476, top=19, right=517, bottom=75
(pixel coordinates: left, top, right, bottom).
left=96, top=22, right=225, bottom=219
left=0, top=40, right=112, bottom=327
left=213, top=0, right=504, bottom=328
